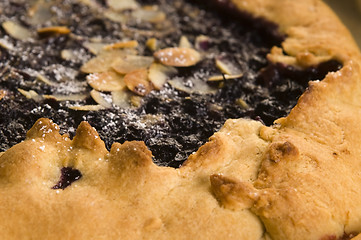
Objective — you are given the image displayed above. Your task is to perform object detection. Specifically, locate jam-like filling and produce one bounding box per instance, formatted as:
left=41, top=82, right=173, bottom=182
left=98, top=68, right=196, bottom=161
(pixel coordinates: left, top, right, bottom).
left=0, top=0, right=342, bottom=167
left=321, top=232, right=360, bottom=240
left=52, top=167, right=82, bottom=190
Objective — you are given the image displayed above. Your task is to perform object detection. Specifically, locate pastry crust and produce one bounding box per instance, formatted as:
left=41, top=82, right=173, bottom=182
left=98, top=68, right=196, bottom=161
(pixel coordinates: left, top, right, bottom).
left=1, top=0, right=361, bottom=239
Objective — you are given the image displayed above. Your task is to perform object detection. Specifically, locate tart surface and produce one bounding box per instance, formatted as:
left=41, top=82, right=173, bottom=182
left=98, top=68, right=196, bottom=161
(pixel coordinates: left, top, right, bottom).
left=0, top=0, right=342, bottom=167
left=1, top=0, right=361, bottom=239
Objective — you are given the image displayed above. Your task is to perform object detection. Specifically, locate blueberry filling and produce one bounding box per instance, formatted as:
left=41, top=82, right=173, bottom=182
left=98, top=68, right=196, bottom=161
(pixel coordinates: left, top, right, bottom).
left=0, top=0, right=342, bottom=168
left=322, top=232, right=360, bottom=240
left=52, top=167, right=82, bottom=190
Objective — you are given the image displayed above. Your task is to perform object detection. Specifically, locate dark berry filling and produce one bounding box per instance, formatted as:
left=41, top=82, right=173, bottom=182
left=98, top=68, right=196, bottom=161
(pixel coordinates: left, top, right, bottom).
left=321, top=232, right=360, bottom=240
left=52, top=167, right=82, bottom=190
left=0, top=0, right=342, bottom=168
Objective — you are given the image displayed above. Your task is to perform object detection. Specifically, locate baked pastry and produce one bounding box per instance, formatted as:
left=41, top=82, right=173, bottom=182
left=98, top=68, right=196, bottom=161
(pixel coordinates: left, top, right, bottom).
left=1, top=0, right=361, bottom=239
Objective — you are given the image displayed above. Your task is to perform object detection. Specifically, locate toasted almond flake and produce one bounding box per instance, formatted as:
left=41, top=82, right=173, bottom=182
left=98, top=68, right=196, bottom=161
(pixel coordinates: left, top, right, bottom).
left=36, top=73, right=55, bottom=85
left=90, top=90, right=112, bottom=108
left=215, top=58, right=241, bottom=75
left=154, top=47, right=201, bottom=67
left=207, top=75, right=225, bottom=82
left=168, top=78, right=217, bottom=94
left=107, top=0, right=139, bottom=11
left=218, top=81, right=225, bottom=88
left=87, top=71, right=125, bottom=92
left=112, top=55, right=154, bottom=74
left=69, top=105, right=105, bottom=111
left=111, top=89, right=132, bottom=108
left=235, top=98, right=249, bottom=109
left=80, top=49, right=130, bottom=73
left=83, top=42, right=108, bottom=55
left=0, top=38, right=14, bottom=51
left=148, top=63, right=177, bottom=90
left=123, top=69, right=153, bottom=96
left=146, top=38, right=158, bottom=51
left=37, top=26, right=71, bottom=35
left=140, top=114, right=165, bottom=125
left=208, top=103, right=223, bottom=112
left=130, top=95, right=143, bottom=107
left=18, top=88, right=42, bottom=101
left=28, top=0, right=52, bottom=25
left=103, top=40, right=138, bottom=50
left=104, top=10, right=128, bottom=23
left=89, top=37, right=103, bottom=43
left=28, top=0, right=50, bottom=15
left=43, top=93, right=88, bottom=101
left=132, top=8, right=166, bottom=23
left=17, top=89, right=32, bottom=99
left=69, top=33, right=85, bottom=41
left=207, top=73, right=243, bottom=81
left=61, top=49, right=74, bottom=61
left=2, top=21, right=33, bottom=40
left=179, top=36, right=192, bottom=48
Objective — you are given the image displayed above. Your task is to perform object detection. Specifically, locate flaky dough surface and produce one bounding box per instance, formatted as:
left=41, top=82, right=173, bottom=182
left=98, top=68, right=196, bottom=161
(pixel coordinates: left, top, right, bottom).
left=1, top=0, right=361, bottom=239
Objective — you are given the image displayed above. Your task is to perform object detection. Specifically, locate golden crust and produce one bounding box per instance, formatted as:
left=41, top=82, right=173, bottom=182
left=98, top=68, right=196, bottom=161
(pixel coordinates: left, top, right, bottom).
left=0, top=118, right=265, bottom=239
left=233, top=0, right=360, bottom=66
left=1, top=0, right=361, bottom=239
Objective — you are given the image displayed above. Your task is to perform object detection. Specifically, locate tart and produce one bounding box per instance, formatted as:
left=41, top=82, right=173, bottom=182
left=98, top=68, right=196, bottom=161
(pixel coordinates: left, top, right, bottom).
left=1, top=0, right=361, bottom=239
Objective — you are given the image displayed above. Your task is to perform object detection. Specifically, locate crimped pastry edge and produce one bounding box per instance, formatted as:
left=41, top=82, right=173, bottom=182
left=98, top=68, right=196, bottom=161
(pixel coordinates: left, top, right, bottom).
left=1, top=0, right=361, bottom=239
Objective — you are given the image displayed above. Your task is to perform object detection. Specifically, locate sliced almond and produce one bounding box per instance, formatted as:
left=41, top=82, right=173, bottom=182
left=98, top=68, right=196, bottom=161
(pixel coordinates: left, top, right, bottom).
left=103, top=40, right=138, bottom=50
left=146, top=38, right=158, bottom=51
left=61, top=50, right=74, bottom=61
left=2, top=21, right=33, bottom=40
left=28, top=0, right=52, bottom=25
left=18, top=88, right=42, bottom=101
left=168, top=78, right=217, bottom=94
left=90, top=90, right=112, bottom=108
left=0, top=38, right=15, bottom=50
left=36, top=73, right=55, bottom=85
left=43, top=93, right=88, bottom=101
left=215, top=58, right=242, bottom=75
left=87, top=71, right=125, bottom=92
left=131, top=8, right=166, bottom=23
left=107, top=0, right=139, bottom=11
left=148, top=63, right=177, bottom=90
left=235, top=98, right=249, bottom=109
left=83, top=42, right=108, bottom=55
left=179, top=36, right=192, bottom=48
left=123, top=69, right=153, bottom=96
left=111, top=89, right=132, bottom=108
left=37, top=26, right=71, bottom=36
left=111, top=55, right=154, bottom=74
left=130, top=95, right=143, bottom=107
left=154, top=47, right=201, bottom=67
left=104, top=10, right=128, bottom=23
left=80, top=49, right=129, bottom=73
left=69, top=105, right=105, bottom=111
left=207, top=73, right=243, bottom=82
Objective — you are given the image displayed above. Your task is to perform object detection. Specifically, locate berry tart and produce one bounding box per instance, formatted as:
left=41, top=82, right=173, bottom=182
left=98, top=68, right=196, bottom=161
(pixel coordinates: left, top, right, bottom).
left=0, top=0, right=361, bottom=239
